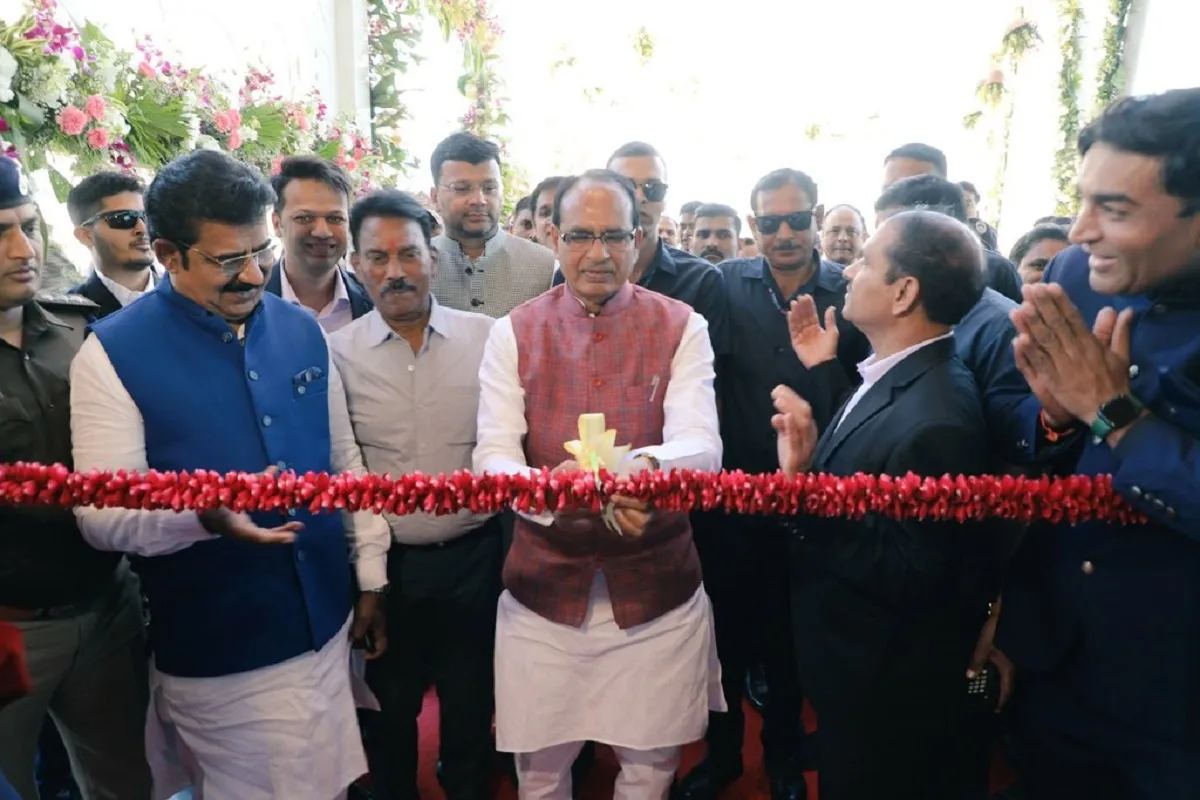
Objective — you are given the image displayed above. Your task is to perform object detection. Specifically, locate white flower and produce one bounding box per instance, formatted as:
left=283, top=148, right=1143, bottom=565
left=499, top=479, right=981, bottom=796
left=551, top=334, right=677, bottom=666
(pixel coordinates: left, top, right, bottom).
left=194, top=134, right=220, bottom=151
left=0, top=48, right=18, bottom=82
left=102, top=106, right=129, bottom=137
left=340, top=131, right=354, bottom=150
left=0, top=86, right=12, bottom=104
left=237, top=125, right=257, bottom=143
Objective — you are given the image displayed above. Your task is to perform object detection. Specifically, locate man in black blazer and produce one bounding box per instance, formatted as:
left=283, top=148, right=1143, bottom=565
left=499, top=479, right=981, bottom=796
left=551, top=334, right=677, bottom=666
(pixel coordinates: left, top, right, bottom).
left=67, top=171, right=157, bottom=320
left=774, top=209, right=991, bottom=799
left=265, top=156, right=372, bottom=332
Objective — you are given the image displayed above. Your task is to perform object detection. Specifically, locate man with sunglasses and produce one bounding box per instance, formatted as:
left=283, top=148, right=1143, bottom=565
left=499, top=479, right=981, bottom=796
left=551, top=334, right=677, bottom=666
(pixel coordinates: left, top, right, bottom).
left=678, top=169, right=871, bottom=800
left=0, top=156, right=152, bottom=800
left=68, top=150, right=392, bottom=800
left=67, top=171, right=157, bottom=319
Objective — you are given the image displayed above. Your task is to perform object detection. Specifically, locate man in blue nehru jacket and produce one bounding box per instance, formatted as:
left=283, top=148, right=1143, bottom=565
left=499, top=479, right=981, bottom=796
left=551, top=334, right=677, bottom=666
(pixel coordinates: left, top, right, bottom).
left=69, top=149, right=391, bottom=800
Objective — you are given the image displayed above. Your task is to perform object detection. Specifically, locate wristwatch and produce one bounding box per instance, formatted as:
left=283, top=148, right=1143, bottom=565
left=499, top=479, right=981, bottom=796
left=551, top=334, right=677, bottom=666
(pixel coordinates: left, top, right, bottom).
left=635, top=453, right=662, bottom=472
left=1090, top=394, right=1144, bottom=440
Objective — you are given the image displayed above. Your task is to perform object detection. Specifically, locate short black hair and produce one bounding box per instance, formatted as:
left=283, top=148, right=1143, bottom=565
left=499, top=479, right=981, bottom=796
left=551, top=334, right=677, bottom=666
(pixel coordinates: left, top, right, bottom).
left=551, top=169, right=639, bottom=230
left=145, top=150, right=275, bottom=248
left=607, top=141, right=662, bottom=167
left=349, top=189, right=434, bottom=252
left=530, top=175, right=566, bottom=215
left=513, top=195, right=532, bottom=215
left=824, top=203, right=868, bottom=232
left=694, top=202, right=741, bottom=234
left=1079, top=87, right=1200, bottom=216
left=680, top=200, right=703, bottom=216
left=956, top=181, right=980, bottom=201
left=885, top=143, right=948, bottom=177
left=875, top=175, right=969, bottom=223
left=430, top=131, right=502, bottom=184
left=1009, top=224, right=1071, bottom=265
left=1034, top=215, right=1075, bottom=227
left=883, top=210, right=985, bottom=326
left=67, top=171, right=145, bottom=226
left=270, top=156, right=351, bottom=214
left=749, top=168, right=819, bottom=215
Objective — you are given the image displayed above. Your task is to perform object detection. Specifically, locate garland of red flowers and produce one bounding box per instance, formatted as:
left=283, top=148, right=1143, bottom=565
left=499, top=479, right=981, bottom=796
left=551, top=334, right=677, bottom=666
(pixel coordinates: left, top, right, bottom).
left=0, top=462, right=1148, bottom=525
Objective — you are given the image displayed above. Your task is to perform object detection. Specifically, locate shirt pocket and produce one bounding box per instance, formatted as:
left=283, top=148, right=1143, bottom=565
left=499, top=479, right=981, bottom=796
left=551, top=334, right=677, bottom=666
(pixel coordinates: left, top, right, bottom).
left=291, top=368, right=330, bottom=401
left=0, top=396, right=36, bottom=461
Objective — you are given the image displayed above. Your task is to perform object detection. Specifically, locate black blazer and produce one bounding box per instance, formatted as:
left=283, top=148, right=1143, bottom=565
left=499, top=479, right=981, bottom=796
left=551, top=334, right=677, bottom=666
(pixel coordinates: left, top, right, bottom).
left=789, top=336, right=992, bottom=715
left=68, top=271, right=122, bottom=321
left=263, top=260, right=374, bottom=321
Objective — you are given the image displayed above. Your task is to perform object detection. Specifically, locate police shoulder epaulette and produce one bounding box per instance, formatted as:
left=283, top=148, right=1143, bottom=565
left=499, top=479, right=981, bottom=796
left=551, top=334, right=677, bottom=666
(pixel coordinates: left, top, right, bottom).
left=35, top=292, right=100, bottom=310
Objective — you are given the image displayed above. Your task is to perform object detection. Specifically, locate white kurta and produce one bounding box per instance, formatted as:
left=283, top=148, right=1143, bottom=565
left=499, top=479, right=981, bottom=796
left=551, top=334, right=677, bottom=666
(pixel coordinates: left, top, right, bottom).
left=69, top=332, right=391, bottom=800
left=475, top=310, right=727, bottom=752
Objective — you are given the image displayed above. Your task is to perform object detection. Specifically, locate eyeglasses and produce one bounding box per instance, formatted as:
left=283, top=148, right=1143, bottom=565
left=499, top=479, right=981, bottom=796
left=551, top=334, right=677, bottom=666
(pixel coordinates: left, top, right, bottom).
left=82, top=210, right=146, bottom=230
left=178, top=240, right=281, bottom=276
left=560, top=231, right=636, bottom=250
left=632, top=179, right=668, bottom=203
left=756, top=211, right=814, bottom=235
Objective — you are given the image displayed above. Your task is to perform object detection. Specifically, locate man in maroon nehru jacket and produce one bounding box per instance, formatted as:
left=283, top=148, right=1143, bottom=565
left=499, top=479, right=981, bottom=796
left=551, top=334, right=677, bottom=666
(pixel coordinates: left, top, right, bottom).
left=474, top=169, right=725, bottom=799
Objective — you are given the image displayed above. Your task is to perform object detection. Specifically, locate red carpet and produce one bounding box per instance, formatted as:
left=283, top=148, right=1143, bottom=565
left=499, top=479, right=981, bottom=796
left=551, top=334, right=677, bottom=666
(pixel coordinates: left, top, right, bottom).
left=411, top=691, right=1014, bottom=798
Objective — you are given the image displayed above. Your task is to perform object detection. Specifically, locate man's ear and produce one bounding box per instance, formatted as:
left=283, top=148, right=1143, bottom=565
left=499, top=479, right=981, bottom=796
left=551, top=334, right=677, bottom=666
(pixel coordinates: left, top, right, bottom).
left=272, top=211, right=283, bottom=237
left=73, top=225, right=94, bottom=250
left=154, top=239, right=183, bottom=274
left=813, top=204, right=826, bottom=230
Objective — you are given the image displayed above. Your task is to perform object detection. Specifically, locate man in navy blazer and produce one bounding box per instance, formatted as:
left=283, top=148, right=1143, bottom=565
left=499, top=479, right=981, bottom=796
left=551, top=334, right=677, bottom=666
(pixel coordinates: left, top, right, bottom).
left=992, top=88, right=1200, bottom=798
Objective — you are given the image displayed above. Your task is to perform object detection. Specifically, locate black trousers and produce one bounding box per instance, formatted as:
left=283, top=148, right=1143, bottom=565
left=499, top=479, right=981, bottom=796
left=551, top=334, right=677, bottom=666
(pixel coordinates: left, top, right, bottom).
left=693, top=513, right=804, bottom=775
left=1010, top=673, right=1200, bottom=800
left=364, top=518, right=503, bottom=800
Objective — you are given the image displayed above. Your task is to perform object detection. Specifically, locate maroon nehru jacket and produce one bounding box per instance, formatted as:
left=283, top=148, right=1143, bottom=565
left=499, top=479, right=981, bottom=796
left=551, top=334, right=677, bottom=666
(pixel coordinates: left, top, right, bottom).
left=503, top=282, right=703, bottom=629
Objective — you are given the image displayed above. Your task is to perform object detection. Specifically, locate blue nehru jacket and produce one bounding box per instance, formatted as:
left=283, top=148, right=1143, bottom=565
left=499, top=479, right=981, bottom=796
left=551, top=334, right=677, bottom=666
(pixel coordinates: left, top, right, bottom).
left=91, top=277, right=352, bottom=678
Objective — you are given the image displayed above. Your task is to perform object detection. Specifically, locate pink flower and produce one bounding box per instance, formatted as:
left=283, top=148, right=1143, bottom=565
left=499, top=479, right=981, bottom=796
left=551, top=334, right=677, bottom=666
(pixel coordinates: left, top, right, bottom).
left=343, top=158, right=358, bottom=173
left=353, top=146, right=364, bottom=161
left=226, top=130, right=243, bottom=150
left=212, top=109, right=241, bottom=134
left=138, top=61, right=155, bottom=78
left=294, top=111, right=310, bottom=131
left=86, top=127, right=110, bottom=149
left=271, top=156, right=284, bottom=175
left=84, top=95, right=107, bottom=121
left=57, top=106, right=87, bottom=136
left=0, top=117, right=8, bottom=133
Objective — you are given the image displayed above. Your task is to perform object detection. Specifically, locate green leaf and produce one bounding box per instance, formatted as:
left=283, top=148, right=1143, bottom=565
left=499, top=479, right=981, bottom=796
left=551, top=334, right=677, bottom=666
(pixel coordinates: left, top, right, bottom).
left=47, top=167, right=73, bottom=204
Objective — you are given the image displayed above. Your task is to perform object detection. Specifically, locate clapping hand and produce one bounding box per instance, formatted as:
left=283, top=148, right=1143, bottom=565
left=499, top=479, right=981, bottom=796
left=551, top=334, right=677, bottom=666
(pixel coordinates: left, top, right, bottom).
left=771, top=385, right=818, bottom=477
left=788, top=295, right=840, bottom=368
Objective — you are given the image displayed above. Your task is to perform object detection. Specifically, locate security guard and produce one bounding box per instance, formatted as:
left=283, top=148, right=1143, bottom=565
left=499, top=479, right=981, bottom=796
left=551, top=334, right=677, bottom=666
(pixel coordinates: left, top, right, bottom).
left=0, top=156, right=151, bottom=799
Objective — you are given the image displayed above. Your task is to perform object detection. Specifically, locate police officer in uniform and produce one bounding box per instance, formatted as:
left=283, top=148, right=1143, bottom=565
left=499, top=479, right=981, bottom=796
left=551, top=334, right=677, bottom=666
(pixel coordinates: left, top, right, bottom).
left=0, top=157, right=152, bottom=799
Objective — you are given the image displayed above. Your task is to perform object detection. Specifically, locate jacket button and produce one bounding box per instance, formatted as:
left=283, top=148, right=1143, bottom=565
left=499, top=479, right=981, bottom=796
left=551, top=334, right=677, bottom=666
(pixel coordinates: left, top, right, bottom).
left=297, top=386, right=306, bottom=395
left=1130, top=486, right=1143, bottom=498
left=593, top=332, right=604, bottom=342
left=1128, top=364, right=1139, bottom=378
left=276, top=461, right=287, bottom=470
left=262, top=415, right=272, bottom=427
left=221, top=332, right=234, bottom=343
left=248, top=370, right=259, bottom=380
left=296, top=550, right=306, bottom=562
left=287, top=508, right=297, bottom=517
left=1081, top=560, right=1095, bottom=575
left=592, top=378, right=602, bottom=388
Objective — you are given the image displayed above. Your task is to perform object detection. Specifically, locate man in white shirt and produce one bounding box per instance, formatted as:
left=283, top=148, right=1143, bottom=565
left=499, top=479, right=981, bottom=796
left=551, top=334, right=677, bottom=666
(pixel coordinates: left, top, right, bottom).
left=69, top=149, right=392, bottom=800
left=68, top=171, right=159, bottom=318
left=474, top=170, right=725, bottom=799
left=265, top=156, right=373, bottom=332
left=331, top=189, right=500, bottom=800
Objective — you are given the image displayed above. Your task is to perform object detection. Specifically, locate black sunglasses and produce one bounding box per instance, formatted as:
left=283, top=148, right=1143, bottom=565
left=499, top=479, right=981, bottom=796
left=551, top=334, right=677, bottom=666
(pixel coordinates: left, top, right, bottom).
left=756, top=211, right=813, bottom=235
left=633, top=179, right=669, bottom=203
left=82, top=209, right=146, bottom=230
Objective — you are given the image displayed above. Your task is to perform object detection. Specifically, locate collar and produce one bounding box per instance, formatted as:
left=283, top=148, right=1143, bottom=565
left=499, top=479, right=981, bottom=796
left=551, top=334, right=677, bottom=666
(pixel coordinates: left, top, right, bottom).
left=22, top=300, right=74, bottom=336
left=365, top=295, right=449, bottom=347
left=749, top=252, right=845, bottom=292
left=95, top=265, right=158, bottom=308
left=639, top=237, right=676, bottom=284
left=442, top=228, right=508, bottom=265
left=278, top=259, right=351, bottom=310
left=857, top=331, right=954, bottom=385
left=562, top=281, right=636, bottom=318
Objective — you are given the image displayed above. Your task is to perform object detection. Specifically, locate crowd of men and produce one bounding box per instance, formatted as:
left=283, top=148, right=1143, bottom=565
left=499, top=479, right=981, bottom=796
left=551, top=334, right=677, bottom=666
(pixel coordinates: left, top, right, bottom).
left=0, top=84, right=1198, bottom=800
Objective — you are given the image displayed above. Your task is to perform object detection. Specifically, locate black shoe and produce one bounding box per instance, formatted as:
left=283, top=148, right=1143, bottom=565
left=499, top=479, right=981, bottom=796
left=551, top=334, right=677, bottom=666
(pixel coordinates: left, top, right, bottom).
left=672, top=758, right=742, bottom=800
left=745, top=665, right=769, bottom=713
left=769, top=773, right=807, bottom=800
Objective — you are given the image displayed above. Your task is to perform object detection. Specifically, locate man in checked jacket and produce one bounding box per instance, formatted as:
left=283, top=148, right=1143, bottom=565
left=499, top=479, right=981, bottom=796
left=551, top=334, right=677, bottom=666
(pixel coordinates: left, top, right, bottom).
left=473, top=169, right=725, bottom=799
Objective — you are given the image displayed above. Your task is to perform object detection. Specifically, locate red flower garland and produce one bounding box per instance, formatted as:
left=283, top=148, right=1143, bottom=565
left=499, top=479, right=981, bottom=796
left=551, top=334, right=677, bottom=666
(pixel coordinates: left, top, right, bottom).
left=0, top=462, right=1148, bottom=525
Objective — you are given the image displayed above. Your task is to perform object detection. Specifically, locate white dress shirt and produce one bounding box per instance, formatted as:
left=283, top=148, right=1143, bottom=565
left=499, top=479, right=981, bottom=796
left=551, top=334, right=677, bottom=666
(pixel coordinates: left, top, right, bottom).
left=96, top=265, right=159, bottom=307
left=279, top=263, right=355, bottom=333
left=836, top=332, right=956, bottom=431
left=69, top=333, right=390, bottom=591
